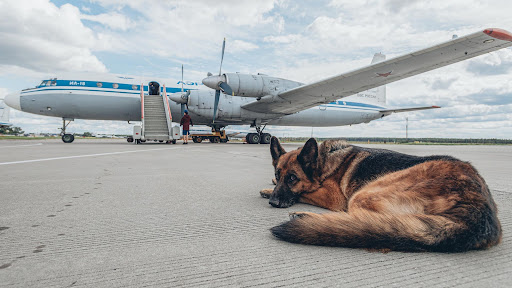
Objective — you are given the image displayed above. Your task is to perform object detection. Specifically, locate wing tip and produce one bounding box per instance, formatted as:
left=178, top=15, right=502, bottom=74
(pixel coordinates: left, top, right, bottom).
left=432, top=105, right=441, bottom=108
left=483, top=28, right=512, bottom=42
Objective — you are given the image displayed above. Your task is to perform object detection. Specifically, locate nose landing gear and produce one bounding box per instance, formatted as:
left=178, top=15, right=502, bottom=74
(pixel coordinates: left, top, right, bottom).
left=60, top=118, right=75, bottom=143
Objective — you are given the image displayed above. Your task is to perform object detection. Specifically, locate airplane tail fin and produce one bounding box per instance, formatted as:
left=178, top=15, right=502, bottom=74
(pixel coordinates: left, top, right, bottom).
left=343, top=53, right=386, bottom=106
left=371, top=53, right=386, bottom=105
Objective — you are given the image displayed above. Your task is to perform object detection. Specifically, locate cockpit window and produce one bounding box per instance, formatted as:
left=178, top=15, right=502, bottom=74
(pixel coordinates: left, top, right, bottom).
left=50, top=80, right=57, bottom=86
left=39, top=80, right=49, bottom=87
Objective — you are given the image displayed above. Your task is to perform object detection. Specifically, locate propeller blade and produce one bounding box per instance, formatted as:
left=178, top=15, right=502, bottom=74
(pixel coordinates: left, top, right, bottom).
left=213, top=89, right=220, bottom=123
left=181, top=103, right=185, bottom=117
left=219, top=82, right=233, bottom=95
left=219, top=38, right=226, bottom=76
left=181, top=64, right=184, bottom=93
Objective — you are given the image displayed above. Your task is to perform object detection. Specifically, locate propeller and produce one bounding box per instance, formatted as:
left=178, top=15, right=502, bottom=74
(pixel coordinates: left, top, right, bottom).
left=202, top=38, right=233, bottom=123
left=180, top=64, right=186, bottom=117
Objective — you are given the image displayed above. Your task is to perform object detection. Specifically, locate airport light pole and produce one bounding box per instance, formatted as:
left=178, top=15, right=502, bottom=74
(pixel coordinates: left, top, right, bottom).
left=406, top=117, right=408, bottom=141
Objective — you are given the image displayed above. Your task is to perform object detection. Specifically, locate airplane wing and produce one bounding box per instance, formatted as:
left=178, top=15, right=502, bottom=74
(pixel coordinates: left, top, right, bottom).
left=242, top=28, right=512, bottom=115
left=379, top=105, right=440, bottom=115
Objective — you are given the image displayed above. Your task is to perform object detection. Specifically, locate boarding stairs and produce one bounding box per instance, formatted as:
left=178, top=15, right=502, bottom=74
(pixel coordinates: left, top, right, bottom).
left=133, top=82, right=180, bottom=144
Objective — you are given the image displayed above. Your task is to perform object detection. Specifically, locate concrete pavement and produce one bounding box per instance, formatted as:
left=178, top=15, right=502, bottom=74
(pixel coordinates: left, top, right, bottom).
left=0, top=139, right=511, bottom=287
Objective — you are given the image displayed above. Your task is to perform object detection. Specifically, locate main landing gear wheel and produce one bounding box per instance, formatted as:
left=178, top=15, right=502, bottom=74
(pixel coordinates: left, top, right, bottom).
left=260, top=133, right=271, bottom=144
left=62, top=134, right=74, bottom=143
left=246, top=133, right=260, bottom=144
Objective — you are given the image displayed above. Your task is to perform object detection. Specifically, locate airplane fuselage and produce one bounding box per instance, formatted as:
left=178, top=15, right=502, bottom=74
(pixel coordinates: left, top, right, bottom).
left=6, top=75, right=385, bottom=128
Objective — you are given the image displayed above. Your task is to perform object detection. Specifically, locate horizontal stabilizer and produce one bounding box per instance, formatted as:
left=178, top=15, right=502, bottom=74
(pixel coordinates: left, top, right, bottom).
left=379, top=106, right=440, bottom=115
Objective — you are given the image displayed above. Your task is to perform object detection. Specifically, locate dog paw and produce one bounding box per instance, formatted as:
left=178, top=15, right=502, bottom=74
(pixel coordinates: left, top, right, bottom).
left=272, top=178, right=277, bottom=185
left=260, top=189, right=273, bottom=199
left=288, top=212, right=314, bottom=220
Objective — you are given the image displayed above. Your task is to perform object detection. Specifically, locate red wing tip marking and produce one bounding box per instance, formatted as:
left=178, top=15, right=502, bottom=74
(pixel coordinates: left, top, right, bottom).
left=483, top=28, right=512, bottom=42
left=432, top=106, right=441, bottom=108
left=376, top=71, right=393, bottom=77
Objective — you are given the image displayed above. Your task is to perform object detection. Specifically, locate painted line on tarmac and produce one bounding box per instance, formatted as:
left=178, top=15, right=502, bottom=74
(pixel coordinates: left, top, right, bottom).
left=0, top=143, right=43, bottom=149
left=0, top=146, right=188, bottom=166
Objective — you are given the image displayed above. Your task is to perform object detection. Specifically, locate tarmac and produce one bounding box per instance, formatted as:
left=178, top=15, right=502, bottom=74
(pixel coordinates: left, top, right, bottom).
left=0, top=138, right=511, bottom=287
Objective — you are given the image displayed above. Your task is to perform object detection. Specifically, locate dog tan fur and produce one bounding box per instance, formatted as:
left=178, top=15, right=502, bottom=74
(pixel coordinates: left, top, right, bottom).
left=263, top=137, right=501, bottom=252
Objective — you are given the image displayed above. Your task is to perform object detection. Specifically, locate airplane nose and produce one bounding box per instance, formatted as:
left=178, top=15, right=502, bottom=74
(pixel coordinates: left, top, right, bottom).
left=4, top=91, right=21, bottom=110
left=202, top=75, right=224, bottom=90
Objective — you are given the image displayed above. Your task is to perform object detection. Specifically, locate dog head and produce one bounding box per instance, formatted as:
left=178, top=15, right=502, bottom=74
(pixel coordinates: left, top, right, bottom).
left=268, top=136, right=319, bottom=208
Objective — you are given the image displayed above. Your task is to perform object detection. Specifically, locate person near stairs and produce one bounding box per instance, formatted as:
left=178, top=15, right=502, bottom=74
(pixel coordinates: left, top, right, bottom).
left=180, top=110, right=193, bottom=144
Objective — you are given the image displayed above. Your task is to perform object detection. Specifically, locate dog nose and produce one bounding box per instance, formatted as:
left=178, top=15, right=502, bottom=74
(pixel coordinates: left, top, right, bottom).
left=269, top=198, right=280, bottom=208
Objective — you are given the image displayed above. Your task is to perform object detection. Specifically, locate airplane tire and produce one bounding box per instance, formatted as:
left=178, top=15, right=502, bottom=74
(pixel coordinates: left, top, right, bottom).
left=127, top=137, right=134, bottom=143
left=247, top=133, right=260, bottom=144
left=260, top=133, right=271, bottom=144
left=213, top=137, right=220, bottom=143
left=62, top=134, right=74, bottom=143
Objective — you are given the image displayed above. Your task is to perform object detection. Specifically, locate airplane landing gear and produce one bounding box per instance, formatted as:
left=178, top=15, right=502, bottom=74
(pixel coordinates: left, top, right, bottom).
left=246, top=124, right=272, bottom=144
left=60, top=118, right=75, bottom=143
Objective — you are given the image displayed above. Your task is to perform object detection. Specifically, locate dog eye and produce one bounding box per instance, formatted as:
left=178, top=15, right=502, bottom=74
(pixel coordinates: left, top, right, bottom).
left=288, top=174, right=297, bottom=182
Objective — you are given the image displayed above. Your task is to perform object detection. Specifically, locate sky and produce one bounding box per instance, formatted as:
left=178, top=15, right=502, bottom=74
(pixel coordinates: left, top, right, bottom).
left=1, top=0, right=512, bottom=139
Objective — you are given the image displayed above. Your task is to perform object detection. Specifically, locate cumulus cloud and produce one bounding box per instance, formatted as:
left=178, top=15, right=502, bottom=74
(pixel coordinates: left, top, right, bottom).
left=81, top=12, right=134, bottom=31
left=0, top=0, right=107, bottom=74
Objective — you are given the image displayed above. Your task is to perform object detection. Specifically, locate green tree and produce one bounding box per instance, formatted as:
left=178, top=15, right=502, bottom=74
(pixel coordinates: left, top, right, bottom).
left=0, top=126, right=24, bottom=135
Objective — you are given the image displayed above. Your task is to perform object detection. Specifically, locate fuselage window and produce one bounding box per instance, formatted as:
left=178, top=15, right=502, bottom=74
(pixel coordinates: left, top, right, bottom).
left=132, top=85, right=138, bottom=90
left=112, top=83, right=119, bottom=89
left=97, top=82, right=103, bottom=88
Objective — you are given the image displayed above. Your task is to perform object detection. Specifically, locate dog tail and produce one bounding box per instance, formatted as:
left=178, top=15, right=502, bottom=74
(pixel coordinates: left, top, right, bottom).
left=271, top=210, right=500, bottom=252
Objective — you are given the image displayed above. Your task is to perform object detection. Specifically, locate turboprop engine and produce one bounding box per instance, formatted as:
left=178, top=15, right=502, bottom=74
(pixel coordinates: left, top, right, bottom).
left=168, top=91, right=189, bottom=104
left=202, top=73, right=302, bottom=98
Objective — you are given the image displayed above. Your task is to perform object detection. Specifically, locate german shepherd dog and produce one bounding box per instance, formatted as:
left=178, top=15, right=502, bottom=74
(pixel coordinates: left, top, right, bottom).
left=260, top=137, right=502, bottom=252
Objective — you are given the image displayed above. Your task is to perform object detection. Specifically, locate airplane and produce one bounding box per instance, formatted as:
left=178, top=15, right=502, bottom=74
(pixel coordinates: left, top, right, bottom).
left=0, top=99, right=12, bottom=128
left=4, top=28, right=512, bottom=143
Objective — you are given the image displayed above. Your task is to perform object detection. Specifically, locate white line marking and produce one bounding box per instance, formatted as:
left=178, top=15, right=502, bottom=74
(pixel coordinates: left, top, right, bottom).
left=0, top=146, right=185, bottom=166
left=0, top=143, right=44, bottom=149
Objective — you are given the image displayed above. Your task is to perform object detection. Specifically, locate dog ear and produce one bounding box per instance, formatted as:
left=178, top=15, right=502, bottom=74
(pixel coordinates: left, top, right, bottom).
left=270, top=136, right=286, bottom=166
left=298, top=138, right=318, bottom=177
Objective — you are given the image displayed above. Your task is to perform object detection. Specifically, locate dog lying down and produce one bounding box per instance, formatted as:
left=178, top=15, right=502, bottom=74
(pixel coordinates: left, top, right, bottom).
left=260, top=137, right=501, bottom=252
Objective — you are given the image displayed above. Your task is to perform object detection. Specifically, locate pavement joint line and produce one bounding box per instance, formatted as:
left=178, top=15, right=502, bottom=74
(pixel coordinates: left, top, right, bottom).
left=0, top=146, right=201, bottom=166
left=0, top=143, right=43, bottom=149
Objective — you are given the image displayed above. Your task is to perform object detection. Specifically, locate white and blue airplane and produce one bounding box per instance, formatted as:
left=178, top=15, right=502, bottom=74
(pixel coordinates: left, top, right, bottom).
left=4, top=28, right=512, bottom=143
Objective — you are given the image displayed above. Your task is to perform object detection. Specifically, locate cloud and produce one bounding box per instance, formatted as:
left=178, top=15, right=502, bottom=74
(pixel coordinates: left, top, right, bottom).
left=0, top=0, right=107, bottom=74
left=229, top=40, right=259, bottom=53
left=81, top=12, right=134, bottom=31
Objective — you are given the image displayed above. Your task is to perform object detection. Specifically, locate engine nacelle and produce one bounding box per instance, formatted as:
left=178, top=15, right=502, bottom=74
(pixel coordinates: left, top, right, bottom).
left=224, top=73, right=302, bottom=98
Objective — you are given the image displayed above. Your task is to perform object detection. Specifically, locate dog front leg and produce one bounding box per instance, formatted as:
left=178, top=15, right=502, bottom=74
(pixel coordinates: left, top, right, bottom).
left=260, top=188, right=273, bottom=199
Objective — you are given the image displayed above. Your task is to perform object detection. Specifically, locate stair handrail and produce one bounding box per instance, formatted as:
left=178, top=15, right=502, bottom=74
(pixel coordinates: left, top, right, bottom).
left=162, top=84, right=173, bottom=139
left=140, top=83, right=145, bottom=140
